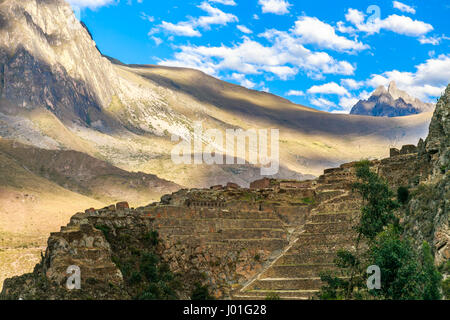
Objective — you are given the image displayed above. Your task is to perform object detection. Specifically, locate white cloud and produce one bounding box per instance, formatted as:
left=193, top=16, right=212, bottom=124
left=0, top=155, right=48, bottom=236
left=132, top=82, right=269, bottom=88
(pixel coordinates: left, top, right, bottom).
left=151, top=36, right=162, bottom=46
left=336, top=97, right=359, bottom=113
left=208, top=0, right=236, bottom=5
left=307, top=82, right=350, bottom=96
left=159, top=33, right=356, bottom=80
left=140, top=12, right=154, bottom=22
left=341, top=78, right=364, bottom=90
left=309, top=97, right=336, bottom=109
left=293, top=16, right=369, bottom=52
left=237, top=25, right=253, bottom=34
left=67, top=0, right=116, bottom=9
left=366, top=54, right=450, bottom=101
left=158, top=2, right=237, bottom=37
left=393, top=1, right=416, bottom=14
left=253, top=14, right=260, bottom=20
left=196, top=2, right=238, bottom=29
left=230, top=73, right=256, bottom=88
left=345, top=8, right=365, bottom=26
left=286, top=90, right=305, bottom=96
left=258, top=0, right=291, bottom=15
left=342, top=9, right=433, bottom=37
left=418, top=35, right=441, bottom=45
left=160, top=21, right=201, bottom=37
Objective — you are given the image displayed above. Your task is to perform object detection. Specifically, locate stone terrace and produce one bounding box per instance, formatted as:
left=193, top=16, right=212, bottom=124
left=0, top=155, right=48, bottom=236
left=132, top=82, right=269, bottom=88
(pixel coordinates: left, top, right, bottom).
left=4, top=146, right=422, bottom=299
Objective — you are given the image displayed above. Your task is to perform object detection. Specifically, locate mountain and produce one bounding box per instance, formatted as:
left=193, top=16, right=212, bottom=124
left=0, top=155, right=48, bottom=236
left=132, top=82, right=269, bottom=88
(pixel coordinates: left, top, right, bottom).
left=350, top=81, right=435, bottom=117
left=0, top=0, right=433, bottom=185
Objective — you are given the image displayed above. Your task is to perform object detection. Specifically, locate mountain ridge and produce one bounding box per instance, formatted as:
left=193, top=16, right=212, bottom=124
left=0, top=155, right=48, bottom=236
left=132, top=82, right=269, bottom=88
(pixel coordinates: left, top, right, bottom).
left=350, top=81, right=435, bottom=117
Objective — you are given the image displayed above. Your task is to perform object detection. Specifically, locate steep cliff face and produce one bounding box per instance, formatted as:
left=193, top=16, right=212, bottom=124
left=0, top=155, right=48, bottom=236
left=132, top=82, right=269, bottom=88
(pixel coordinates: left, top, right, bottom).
left=405, top=85, right=449, bottom=266
left=0, top=0, right=119, bottom=124
left=350, top=81, right=435, bottom=117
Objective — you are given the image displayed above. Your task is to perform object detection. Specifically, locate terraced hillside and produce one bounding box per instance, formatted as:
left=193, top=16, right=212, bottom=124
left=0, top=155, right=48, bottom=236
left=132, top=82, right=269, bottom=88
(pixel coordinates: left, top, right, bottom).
left=2, top=145, right=425, bottom=300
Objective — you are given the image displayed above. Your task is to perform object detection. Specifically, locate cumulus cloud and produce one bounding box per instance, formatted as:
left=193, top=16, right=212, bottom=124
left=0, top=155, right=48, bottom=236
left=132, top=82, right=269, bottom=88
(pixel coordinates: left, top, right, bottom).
left=393, top=1, right=416, bottom=14
left=158, top=1, right=238, bottom=37
left=307, top=82, right=350, bottom=96
left=230, top=73, right=256, bottom=88
left=237, top=25, right=253, bottom=34
left=208, top=0, right=236, bottom=5
left=341, top=78, right=364, bottom=90
left=341, top=9, right=433, bottom=37
left=196, top=2, right=238, bottom=29
left=258, top=0, right=291, bottom=15
left=418, top=35, right=441, bottom=45
left=160, top=21, right=201, bottom=37
left=286, top=90, right=305, bottom=96
left=159, top=33, right=356, bottom=81
left=293, top=16, right=369, bottom=52
left=67, top=0, right=116, bottom=9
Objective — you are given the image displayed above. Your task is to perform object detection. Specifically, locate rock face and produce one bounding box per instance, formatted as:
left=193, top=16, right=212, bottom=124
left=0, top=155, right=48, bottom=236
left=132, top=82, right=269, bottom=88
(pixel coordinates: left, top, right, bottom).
left=0, top=0, right=118, bottom=124
left=405, top=84, right=449, bottom=266
left=350, top=81, right=435, bottom=117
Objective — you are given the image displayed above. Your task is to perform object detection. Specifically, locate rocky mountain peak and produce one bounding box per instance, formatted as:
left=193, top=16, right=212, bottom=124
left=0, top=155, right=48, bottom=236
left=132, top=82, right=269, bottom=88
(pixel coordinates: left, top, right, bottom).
left=350, top=81, right=435, bottom=117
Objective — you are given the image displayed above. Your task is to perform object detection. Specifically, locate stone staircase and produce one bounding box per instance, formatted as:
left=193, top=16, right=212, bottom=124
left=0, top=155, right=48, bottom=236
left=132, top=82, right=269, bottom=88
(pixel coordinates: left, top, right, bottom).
left=234, top=211, right=357, bottom=299
left=234, top=166, right=361, bottom=300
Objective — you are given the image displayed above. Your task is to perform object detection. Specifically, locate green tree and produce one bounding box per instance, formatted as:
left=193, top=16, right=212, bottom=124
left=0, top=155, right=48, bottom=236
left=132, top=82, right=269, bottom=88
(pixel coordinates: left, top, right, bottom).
left=319, top=160, right=442, bottom=300
left=397, top=186, right=410, bottom=205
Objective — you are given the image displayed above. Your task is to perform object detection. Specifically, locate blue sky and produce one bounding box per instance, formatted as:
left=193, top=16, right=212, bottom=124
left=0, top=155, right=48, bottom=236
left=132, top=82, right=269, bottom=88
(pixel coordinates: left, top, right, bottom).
left=69, top=0, right=449, bottom=113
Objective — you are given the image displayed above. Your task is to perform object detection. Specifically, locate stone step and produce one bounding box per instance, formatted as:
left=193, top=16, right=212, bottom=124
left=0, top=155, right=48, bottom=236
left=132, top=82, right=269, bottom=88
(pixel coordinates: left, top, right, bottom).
left=148, top=209, right=280, bottom=220
left=315, top=190, right=346, bottom=202
left=276, top=252, right=336, bottom=265
left=286, top=243, right=356, bottom=254
left=205, top=228, right=287, bottom=240
left=294, top=232, right=357, bottom=246
left=235, top=290, right=318, bottom=300
left=304, top=222, right=353, bottom=234
left=154, top=218, right=283, bottom=229
left=158, top=227, right=287, bottom=239
left=205, top=239, right=288, bottom=251
left=310, top=213, right=354, bottom=224
left=247, top=278, right=323, bottom=291
left=314, top=201, right=362, bottom=213
left=261, top=264, right=336, bottom=278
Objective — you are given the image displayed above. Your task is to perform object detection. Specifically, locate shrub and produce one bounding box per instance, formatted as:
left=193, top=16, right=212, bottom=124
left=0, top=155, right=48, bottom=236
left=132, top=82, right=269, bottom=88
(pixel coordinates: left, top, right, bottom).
left=144, top=230, right=159, bottom=246
left=397, top=186, right=410, bottom=204
left=191, top=282, right=214, bottom=300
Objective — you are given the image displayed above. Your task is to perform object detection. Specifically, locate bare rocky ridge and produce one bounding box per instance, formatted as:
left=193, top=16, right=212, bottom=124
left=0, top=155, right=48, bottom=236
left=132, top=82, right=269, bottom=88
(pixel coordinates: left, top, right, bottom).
left=350, top=81, right=435, bottom=117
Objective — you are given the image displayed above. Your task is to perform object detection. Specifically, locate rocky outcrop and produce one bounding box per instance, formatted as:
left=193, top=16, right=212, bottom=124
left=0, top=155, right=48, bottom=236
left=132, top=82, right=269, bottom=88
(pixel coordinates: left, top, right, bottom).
left=350, top=81, right=435, bottom=117
left=404, top=85, right=449, bottom=266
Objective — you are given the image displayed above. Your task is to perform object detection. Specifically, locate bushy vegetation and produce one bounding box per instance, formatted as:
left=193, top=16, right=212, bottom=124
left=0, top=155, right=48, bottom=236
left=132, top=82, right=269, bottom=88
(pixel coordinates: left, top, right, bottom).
left=318, top=160, right=443, bottom=300
left=104, top=228, right=182, bottom=300
left=190, top=282, right=214, bottom=300
left=397, top=186, right=410, bottom=205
